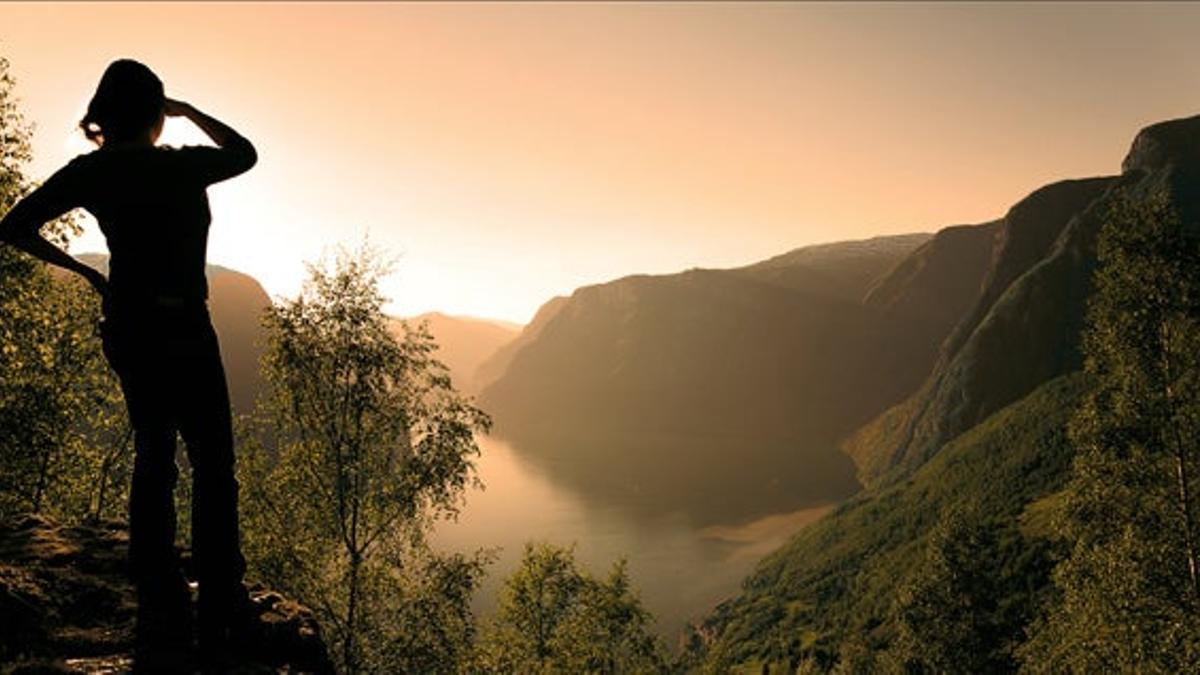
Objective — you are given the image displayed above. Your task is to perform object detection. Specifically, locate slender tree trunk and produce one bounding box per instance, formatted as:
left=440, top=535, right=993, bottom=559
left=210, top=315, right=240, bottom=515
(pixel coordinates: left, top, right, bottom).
left=344, top=454, right=363, bottom=675
left=92, top=424, right=132, bottom=521
left=32, top=441, right=52, bottom=513
left=345, top=552, right=360, bottom=673
left=93, top=454, right=110, bottom=522
left=1160, top=320, right=1199, bottom=600
left=1172, top=446, right=1198, bottom=599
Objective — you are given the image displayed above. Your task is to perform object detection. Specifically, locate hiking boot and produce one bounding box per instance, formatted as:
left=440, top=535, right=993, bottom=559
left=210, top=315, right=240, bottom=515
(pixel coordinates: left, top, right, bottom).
left=132, top=643, right=195, bottom=674
left=133, top=571, right=195, bottom=672
left=196, top=581, right=260, bottom=663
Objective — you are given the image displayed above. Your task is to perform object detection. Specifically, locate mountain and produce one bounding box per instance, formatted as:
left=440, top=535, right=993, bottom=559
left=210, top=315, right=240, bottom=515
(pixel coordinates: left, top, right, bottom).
left=206, top=266, right=273, bottom=414
left=845, top=175, right=1119, bottom=484
left=477, top=234, right=937, bottom=524
left=473, top=296, right=568, bottom=393
left=0, top=513, right=333, bottom=673
left=690, top=113, right=1200, bottom=668
left=74, top=254, right=271, bottom=415
left=393, top=312, right=521, bottom=396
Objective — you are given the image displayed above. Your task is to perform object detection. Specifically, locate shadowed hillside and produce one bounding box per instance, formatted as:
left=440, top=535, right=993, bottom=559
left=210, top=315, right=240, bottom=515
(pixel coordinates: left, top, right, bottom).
left=207, top=266, right=272, bottom=414
left=862, top=221, right=1000, bottom=349
left=692, top=112, right=1200, bottom=669
left=474, top=296, right=568, bottom=393
left=478, top=235, right=938, bottom=524
left=693, top=374, right=1089, bottom=670
left=845, top=129, right=1200, bottom=483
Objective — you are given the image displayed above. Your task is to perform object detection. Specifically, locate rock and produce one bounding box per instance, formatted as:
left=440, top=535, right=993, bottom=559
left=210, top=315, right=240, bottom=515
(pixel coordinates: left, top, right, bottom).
left=0, top=515, right=333, bottom=674
left=1122, top=113, right=1200, bottom=174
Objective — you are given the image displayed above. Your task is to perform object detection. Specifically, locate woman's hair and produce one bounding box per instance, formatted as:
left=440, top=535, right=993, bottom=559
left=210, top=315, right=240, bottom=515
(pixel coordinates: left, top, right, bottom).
left=79, top=59, right=164, bottom=146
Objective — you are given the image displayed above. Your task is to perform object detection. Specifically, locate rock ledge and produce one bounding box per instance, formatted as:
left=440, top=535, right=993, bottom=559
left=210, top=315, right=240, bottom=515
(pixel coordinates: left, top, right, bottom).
left=0, top=514, right=333, bottom=674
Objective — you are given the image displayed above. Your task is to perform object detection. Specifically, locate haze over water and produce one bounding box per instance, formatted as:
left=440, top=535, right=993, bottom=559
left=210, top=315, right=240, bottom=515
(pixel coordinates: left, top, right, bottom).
left=432, top=435, right=832, bottom=639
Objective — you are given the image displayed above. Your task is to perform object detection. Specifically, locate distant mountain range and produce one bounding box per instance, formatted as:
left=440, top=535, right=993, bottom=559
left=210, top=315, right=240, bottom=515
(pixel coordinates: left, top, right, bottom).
left=393, top=312, right=520, bottom=396
left=74, top=255, right=519, bottom=412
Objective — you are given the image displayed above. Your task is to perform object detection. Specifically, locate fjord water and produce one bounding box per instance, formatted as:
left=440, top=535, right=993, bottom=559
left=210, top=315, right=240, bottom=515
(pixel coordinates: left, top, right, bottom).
left=431, top=434, right=833, bottom=640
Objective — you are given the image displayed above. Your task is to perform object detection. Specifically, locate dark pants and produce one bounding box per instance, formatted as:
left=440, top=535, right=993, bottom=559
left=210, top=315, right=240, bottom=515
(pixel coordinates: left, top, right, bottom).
left=100, top=302, right=246, bottom=609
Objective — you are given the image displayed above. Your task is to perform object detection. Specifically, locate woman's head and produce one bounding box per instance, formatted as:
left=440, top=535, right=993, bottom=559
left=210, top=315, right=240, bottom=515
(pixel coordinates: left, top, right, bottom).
left=80, top=59, right=165, bottom=147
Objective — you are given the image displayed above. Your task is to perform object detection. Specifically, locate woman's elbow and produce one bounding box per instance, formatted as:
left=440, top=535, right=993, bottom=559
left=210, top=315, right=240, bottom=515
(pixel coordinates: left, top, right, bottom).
left=237, top=137, right=258, bottom=172
left=243, top=140, right=258, bottom=170
left=0, top=206, right=34, bottom=244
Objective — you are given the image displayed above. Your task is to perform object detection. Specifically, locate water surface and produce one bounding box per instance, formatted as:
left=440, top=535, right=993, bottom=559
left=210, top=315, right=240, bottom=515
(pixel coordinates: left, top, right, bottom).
left=432, top=435, right=833, bottom=641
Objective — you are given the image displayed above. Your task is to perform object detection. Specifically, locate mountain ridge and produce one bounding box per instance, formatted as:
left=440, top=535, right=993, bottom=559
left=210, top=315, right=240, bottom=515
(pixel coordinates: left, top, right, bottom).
left=845, top=175, right=1120, bottom=482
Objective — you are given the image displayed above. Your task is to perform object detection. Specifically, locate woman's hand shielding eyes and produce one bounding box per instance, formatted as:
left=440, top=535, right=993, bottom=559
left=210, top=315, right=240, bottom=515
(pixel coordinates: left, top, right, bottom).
left=163, top=97, right=192, bottom=118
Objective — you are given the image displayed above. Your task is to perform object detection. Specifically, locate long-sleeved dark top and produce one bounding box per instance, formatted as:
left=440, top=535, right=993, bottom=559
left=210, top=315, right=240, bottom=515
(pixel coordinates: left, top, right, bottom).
left=5, top=139, right=256, bottom=307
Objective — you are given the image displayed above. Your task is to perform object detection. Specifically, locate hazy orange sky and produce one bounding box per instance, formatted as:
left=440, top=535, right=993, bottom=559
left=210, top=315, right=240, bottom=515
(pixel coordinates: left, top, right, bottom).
left=4, top=2, right=1200, bottom=323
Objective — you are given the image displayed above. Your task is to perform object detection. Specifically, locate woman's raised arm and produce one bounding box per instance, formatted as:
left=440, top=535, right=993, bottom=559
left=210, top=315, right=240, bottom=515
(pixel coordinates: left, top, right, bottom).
left=166, top=98, right=257, bottom=181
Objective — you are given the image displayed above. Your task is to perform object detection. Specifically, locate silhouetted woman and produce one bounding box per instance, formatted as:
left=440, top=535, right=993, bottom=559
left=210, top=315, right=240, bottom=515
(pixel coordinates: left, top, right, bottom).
left=0, top=59, right=256, bottom=668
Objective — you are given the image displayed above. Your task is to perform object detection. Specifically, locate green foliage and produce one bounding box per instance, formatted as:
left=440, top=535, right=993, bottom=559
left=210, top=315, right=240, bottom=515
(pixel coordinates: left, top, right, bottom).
left=238, top=245, right=492, bottom=673
left=477, top=542, right=669, bottom=674
left=884, top=508, right=1006, bottom=673
left=1019, top=189, right=1200, bottom=671
left=0, top=55, right=128, bottom=524
left=692, top=374, right=1089, bottom=671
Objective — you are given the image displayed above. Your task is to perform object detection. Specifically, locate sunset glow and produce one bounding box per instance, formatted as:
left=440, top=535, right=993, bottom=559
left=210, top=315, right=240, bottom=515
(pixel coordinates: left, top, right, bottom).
left=5, top=2, right=1200, bottom=322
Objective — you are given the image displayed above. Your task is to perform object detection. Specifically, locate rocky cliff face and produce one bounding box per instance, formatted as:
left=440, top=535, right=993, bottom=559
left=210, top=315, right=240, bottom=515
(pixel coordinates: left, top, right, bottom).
left=847, top=114, right=1200, bottom=484
left=1122, top=113, right=1200, bottom=174
left=0, top=514, right=333, bottom=674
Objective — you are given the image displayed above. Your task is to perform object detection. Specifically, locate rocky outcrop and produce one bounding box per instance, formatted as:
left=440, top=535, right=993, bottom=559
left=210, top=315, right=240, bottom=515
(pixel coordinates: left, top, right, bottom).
left=0, top=514, right=333, bottom=674
left=1121, top=113, right=1200, bottom=174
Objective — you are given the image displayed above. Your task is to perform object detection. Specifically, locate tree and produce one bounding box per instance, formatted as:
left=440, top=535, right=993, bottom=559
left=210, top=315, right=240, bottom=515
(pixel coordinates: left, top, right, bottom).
left=883, top=508, right=1003, bottom=674
left=478, top=542, right=668, bottom=674
left=0, top=55, right=128, bottom=524
left=239, top=245, right=491, bottom=673
left=1019, top=188, right=1200, bottom=671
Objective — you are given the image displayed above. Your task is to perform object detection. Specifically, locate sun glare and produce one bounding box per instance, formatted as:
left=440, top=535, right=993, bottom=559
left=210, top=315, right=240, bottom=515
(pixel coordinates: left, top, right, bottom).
left=62, top=114, right=212, bottom=156
left=157, top=116, right=211, bottom=148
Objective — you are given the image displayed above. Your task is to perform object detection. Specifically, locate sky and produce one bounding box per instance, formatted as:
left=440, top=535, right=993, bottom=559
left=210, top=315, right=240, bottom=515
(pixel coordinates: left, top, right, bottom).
left=4, top=2, right=1200, bottom=324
